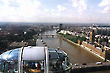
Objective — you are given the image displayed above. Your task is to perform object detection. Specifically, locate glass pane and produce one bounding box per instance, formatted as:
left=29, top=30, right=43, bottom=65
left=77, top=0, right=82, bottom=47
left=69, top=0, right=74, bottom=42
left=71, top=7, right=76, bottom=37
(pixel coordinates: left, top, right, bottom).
left=0, top=49, right=19, bottom=73
left=0, top=48, right=19, bottom=60
left=8, top=49, right=19, bottom=60
left=23, top=61, right=44, bottom=73
left=0, top=60, right=18, bottom=73
left=49, top=52, right=59, bottom=59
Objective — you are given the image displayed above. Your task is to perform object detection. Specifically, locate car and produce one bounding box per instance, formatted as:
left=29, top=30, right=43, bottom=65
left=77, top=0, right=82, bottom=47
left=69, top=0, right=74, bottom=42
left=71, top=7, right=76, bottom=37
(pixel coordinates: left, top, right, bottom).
left=82, top=63, right=87, bottom=65
left=74, top=63, right=79, bottom=66
left=41, top=40, right=43, bottom=42
left=96, top=62, right=102, bottom=65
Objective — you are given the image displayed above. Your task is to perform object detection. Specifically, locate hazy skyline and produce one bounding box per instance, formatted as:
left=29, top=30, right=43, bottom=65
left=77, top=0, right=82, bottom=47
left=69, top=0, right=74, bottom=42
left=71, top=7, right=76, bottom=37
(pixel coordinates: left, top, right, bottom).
left=0, top=0, right=110, bottom=23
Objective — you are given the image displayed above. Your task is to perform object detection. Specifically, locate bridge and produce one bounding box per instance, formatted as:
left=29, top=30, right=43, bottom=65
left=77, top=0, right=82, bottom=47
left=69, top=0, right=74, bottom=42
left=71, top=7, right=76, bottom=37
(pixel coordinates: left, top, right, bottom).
left=71, top=62, right=110, bottom=73
left=38, top=35, right=57, bottom=38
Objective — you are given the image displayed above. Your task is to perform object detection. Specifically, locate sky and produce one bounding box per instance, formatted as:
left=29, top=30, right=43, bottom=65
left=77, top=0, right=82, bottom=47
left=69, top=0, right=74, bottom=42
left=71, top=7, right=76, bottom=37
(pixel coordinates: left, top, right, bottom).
left=0, top=0, right=110, bottom=23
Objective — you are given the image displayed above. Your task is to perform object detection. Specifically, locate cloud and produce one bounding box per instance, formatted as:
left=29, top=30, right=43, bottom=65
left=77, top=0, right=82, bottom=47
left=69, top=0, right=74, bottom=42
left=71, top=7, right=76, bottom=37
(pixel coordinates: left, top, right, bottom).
left=0, top=0, right=109, bottom=23
left=0, top=0, right=42, bottom=22
left=99, top=0, right=110, bottom=13
left=0, top=0, right=68, bottom=22
left=103, top=6, right=110, bottom=13
left=72, top=0, right=87, bottom=13
left=0, top=0, right=74, bottom=22
left=57, top=5, right=66, bottom=11
left=98, top=0, right=110, bottom=7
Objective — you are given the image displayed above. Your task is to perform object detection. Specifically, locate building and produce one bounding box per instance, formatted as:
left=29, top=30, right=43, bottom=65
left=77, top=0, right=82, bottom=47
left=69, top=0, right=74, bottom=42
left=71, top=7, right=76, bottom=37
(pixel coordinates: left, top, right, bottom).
left=95, top=28, right=110, bottom=36
left=78, top=40, right=82, bottom=45
left=59, top=24, right=63, bottom=32
left=10, top=42, right=28, bottom=47
left=105, top=49, right=110, bottom=61
left=98, top=37, right=101, bottom=45
left=90, top=30, right=95, bottom=44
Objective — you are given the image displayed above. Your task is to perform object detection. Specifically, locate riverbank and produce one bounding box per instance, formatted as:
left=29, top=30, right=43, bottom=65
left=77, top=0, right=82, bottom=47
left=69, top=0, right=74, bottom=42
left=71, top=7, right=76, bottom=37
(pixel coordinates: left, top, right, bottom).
left=57, top=33, right=105, bottom=61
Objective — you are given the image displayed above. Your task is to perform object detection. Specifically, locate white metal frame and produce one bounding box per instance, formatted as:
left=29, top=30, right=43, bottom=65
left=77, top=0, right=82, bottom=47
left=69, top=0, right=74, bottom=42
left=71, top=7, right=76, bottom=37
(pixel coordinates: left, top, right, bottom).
left=18, top=47, right=24, bottom=73
left=18, top=46, right=49, bottom=73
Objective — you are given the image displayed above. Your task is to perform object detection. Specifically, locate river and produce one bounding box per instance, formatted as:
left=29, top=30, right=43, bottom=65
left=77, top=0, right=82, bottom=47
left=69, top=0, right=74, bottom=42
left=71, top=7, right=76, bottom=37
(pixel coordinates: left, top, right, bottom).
left=37, top=30, right=110, bottom=73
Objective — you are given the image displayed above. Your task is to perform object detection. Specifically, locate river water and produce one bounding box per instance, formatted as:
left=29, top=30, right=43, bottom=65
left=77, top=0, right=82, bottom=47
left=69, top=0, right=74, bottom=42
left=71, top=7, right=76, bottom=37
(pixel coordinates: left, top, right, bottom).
left=39, top=30, right=110, bottom=73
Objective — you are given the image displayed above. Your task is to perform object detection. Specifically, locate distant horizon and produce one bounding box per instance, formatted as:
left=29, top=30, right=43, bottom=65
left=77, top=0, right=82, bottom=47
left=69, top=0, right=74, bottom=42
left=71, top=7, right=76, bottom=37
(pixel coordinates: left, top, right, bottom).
left=0, top=22, right=110, bottom=26
left=0, top=21, right=110, bottom=25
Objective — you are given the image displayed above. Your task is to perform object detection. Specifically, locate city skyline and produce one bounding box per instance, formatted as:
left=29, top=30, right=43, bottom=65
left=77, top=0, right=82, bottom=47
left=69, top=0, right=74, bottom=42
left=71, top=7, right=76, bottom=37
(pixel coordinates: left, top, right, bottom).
left=0, top=0, right=110, bottom=23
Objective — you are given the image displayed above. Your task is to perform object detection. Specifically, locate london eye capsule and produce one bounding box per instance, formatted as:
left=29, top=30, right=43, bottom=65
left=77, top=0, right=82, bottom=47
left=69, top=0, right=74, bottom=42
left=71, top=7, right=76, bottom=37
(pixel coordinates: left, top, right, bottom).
left=0, top=46, right=72, bottom=73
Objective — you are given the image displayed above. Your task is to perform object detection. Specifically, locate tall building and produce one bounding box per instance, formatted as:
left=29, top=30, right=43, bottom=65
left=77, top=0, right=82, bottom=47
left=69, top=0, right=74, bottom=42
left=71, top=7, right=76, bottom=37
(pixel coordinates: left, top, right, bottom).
left=98, top=37, right=101, bottom=45
left=58, top=24, right=63, bottom=32
left=59, top=24, right=62, bottom=30
left=90, top=30, right=95, bottom=44
left=107, top=29, right=110, bottom=36
left=105, top=49, right=110, bottom=61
